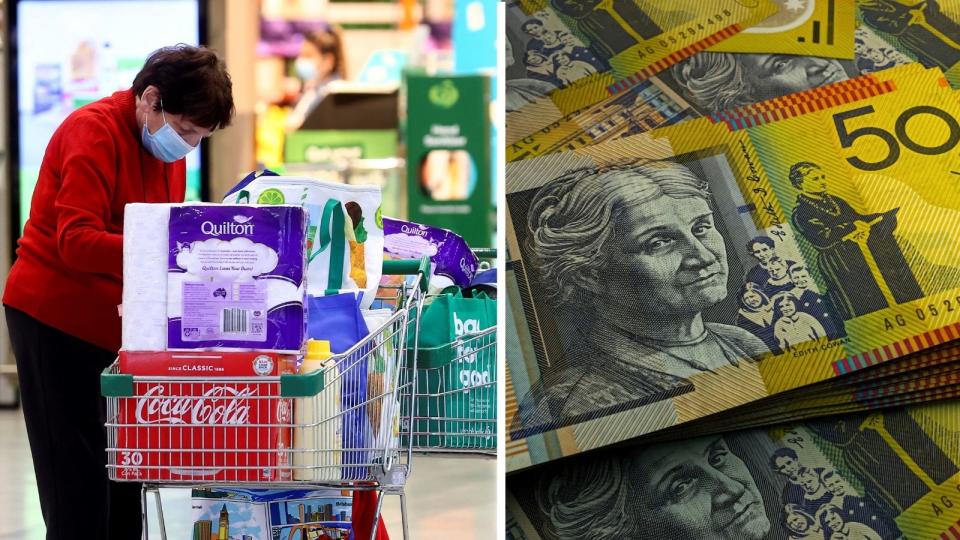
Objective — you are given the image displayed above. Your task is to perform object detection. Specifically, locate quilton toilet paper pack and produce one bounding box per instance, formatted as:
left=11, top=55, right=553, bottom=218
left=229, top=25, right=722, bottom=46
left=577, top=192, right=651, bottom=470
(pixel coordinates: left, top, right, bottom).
left=122, top=203, right=307, bottom=353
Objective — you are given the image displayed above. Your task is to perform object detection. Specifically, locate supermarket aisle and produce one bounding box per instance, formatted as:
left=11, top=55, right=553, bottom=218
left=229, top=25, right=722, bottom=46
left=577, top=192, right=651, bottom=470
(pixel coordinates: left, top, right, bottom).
left=0, top=407, right=41, bottom=539
left=0, top=408, right=496, bottom=539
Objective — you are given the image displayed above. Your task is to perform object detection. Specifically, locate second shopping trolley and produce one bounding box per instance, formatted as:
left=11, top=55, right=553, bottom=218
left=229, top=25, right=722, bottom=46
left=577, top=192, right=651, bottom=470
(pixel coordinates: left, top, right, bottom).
left=403, top=247, right=497, bottom=456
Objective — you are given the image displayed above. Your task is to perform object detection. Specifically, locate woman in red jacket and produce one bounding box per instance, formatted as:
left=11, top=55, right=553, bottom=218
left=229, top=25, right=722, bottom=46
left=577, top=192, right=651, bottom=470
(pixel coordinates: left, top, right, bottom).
left=3, top=45, right=234, bottom=539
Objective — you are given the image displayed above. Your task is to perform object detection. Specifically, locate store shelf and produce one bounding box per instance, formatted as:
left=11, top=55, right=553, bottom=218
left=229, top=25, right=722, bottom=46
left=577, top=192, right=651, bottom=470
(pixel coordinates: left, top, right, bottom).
left=326, top=2, right=404, bottom=25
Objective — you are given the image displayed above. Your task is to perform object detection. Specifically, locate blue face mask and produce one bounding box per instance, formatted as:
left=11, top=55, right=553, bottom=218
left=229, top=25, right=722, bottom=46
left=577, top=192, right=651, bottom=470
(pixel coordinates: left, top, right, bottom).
left=295, top=58, right=318, bottom=82
left=141, top=103, right=196, bottom=162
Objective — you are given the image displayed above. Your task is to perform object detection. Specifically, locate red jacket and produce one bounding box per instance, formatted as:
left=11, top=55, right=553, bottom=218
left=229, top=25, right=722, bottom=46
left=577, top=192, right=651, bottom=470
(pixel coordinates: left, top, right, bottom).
left=3, top=89, right=186, bottom=352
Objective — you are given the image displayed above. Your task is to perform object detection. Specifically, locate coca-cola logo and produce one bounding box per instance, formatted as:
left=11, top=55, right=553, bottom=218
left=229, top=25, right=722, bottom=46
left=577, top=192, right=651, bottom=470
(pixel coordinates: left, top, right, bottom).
left=135, top=385, right=255, bottom=425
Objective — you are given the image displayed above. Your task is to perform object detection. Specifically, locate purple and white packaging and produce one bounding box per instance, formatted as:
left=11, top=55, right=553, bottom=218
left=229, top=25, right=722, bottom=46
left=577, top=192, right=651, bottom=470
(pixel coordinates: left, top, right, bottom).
left=121, top=203, right=307, bottom=353
left=168, top=205, right=307, bottom=352
left=382, top=217, right=477, bottom=289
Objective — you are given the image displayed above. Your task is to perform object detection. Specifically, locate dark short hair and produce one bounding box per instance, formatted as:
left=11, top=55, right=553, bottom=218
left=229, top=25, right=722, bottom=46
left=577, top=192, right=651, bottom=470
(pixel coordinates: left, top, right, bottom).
left=769, top=447, right=798, bottom=470
left=773, top=293, right=800, bottom=319
left=303, top=28, right=346, bottom=79
left=789, top=161, right=821, bottom=189
left=522, top=18, right=544, bottom=32
left=132, top=44, right=234, bottom=130
left=821, top=469, right=840, bottom=482
left=818, top=503, right=844, bottom=531
left=747, top=236, right=775, bottom=252
left=788, top=263, right=807, bottom=276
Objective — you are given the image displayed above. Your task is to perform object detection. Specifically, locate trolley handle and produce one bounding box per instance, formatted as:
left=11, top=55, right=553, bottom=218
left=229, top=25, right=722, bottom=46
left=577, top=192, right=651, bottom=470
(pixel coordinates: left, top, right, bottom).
left=382, top=256, right=430, bottom=293
left=101, top=361, right=133, bottom=397
left=472, top=247, right=496, bottom=260
left=280, top=369, right=325, bottom=397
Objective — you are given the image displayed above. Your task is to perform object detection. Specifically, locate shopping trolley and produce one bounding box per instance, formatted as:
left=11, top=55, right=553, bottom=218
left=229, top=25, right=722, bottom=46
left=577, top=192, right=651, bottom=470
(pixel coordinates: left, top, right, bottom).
left=403, top=248, right=497, bottom=457
left=101, top=258, right=429, bottom=540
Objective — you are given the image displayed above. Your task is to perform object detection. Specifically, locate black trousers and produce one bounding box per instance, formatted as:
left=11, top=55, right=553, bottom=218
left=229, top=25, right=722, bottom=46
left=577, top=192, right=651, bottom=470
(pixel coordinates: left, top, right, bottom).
left=5, top=306, right=143, bottom=540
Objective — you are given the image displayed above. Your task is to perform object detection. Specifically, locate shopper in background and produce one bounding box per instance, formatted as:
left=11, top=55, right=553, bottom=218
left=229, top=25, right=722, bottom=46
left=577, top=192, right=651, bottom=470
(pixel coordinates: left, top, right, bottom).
left=286, top=27, right=346, bottom=132
left=3, top=45, right=234, bottom=540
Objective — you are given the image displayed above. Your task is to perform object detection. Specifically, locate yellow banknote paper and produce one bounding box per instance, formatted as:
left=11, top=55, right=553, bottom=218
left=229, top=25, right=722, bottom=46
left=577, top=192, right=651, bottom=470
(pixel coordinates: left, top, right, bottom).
left=506, top=64, right=960, bottom=471
left=710, top=0, right=856, bottom=59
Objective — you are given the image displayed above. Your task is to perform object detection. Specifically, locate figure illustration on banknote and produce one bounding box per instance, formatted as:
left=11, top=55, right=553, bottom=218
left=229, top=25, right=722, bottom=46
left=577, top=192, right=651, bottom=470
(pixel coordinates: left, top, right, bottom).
left=517, top=16, right=606, bottom=88
left=531, top=435, right=774, bottom=540
left=761, top=257, right=794, bottom=297
left=854, top=38, right=902, bottom=73
left=550, top=0, right=663, bottom=61
left=736, top=282, right=780, bottom=353
left=820, top=469, right=897, bottom=538
left=511, top=160, right=770, bottom=436
left=668, top=53, right=849, bottom=113
left=819, top=504, right=885, bottom=540
left=511, top=416, right=956, bottom=539
left=789, top=161, right=924, bottom=319
left=859, top=0, right=960, bottom=72
left=786, top=263, right=846, bottom=340
left=790, top=467, right=834, bottom=520
left=746, top=236, right=797, bottom=288
left=808, top=410, right=958, bottom=516
left=737, top=239, right=844, bottom=353
left=854, top=27, right=914, bottom=74
left=771, top=294, right=826, bottom=351
left=505, top=36, right=557, bottom=113
left=782, top=503, right=825, bottom=540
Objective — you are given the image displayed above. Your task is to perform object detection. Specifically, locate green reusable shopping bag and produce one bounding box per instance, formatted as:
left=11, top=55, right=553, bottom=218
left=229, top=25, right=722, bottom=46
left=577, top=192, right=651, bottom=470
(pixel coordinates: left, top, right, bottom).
left=415, top=289, right=493, bottom=367
left=404, top=289, right=496, bottom=448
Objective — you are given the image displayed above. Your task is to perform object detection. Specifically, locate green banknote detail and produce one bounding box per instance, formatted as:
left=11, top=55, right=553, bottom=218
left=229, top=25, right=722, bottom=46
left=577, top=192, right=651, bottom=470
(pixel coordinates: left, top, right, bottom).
left=508, top=401, right=960, bottom=540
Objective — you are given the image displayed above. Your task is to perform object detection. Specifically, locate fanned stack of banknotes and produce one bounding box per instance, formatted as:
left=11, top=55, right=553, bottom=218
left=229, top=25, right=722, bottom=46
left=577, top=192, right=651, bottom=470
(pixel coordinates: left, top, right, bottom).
left=505, top=1, right=960, bottom=539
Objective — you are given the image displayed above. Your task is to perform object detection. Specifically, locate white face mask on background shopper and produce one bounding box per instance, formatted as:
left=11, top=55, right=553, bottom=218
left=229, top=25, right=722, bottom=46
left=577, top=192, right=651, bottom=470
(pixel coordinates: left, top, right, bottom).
left=141, top=100, right=196, bottom=162
left=295, top=57, right=318, bottom=82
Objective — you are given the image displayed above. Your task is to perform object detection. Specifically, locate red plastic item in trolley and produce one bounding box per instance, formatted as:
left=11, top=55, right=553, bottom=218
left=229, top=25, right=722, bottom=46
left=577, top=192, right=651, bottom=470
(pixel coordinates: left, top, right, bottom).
left=115, top=350, right=297, bottom=482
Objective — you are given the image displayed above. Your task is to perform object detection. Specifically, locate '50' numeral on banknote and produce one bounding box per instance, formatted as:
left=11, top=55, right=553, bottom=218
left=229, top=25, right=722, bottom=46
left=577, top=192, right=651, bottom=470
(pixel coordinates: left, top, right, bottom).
left=833, top=105, right=960, bottom=171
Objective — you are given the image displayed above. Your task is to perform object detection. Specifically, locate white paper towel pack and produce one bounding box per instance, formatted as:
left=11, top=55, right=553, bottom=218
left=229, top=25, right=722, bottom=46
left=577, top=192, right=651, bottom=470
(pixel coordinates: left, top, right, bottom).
left=122, top=204, right=172, bottom=351
left=222, top=175, right=384, bottom=309
left=122, top=203, right=307, bottom=352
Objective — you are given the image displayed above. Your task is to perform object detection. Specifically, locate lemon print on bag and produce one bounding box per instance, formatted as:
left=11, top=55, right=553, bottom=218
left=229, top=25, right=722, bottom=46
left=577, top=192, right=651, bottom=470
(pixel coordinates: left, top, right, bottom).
left=257, top=188, right=285, bottom=205
left=345, top=201, right=368, bottom=289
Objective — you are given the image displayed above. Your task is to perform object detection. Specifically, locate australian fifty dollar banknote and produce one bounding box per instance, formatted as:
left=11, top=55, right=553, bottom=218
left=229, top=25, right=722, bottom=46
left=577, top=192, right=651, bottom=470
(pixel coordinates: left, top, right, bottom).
left=507, top=26, right=914, bottom=162
left=507, top=401, right=960, bottom=539
left=506, top=63, right=960, bottom=471
left=505, top=0, right=778, bottom=141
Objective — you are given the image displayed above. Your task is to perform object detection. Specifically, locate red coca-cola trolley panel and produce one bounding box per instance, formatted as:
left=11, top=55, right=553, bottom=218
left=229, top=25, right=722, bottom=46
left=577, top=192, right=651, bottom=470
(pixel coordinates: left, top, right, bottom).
left=114, top=379, right=292, bottom=483
left=110, top=351, right=297, bottom=483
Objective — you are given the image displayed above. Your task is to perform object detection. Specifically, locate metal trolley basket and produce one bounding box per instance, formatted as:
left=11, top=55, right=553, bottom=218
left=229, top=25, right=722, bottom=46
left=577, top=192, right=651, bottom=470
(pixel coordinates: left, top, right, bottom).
left=402, top=248, right=497, bottom=457
left=101, top=258, right=430, bottom=540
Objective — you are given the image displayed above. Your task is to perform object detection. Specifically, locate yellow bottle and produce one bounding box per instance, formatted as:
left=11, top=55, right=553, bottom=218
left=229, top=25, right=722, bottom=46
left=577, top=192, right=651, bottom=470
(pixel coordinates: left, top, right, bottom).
left=294, top=339, right=341, bottom=481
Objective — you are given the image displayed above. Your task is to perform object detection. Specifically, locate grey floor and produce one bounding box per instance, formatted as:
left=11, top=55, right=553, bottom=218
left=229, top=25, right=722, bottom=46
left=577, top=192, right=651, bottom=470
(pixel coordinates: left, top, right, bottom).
left=0, top=408, right=496, bottom=539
